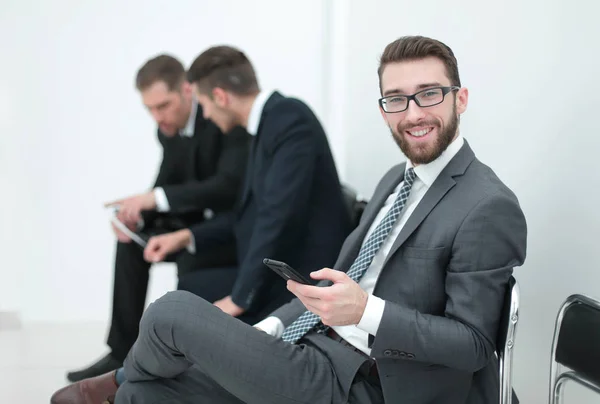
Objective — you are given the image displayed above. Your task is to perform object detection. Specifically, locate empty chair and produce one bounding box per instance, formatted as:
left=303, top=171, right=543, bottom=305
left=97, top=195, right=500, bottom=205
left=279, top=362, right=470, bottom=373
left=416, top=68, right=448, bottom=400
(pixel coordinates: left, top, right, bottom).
left=549, top=294, right=600, bottom=403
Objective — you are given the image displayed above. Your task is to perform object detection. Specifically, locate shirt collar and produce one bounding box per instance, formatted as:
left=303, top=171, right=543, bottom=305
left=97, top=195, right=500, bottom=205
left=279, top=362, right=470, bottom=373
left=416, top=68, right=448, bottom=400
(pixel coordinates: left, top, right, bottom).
left=407, top=134, right=465, bottom=187
left=247, top=90, right=275, bottom=136
left=180, top=100, right=197, bottom=137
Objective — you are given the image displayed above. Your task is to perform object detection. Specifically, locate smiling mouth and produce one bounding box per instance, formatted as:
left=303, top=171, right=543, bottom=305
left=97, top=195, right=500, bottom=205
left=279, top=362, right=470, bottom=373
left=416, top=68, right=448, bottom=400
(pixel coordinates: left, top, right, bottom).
left=407, top=127, right=434, bottom=138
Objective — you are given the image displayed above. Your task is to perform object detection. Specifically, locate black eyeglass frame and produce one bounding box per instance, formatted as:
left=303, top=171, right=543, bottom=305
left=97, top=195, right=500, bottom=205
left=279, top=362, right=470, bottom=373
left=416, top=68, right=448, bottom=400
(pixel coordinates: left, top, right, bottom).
left=378, top=86, right=460, bottom=113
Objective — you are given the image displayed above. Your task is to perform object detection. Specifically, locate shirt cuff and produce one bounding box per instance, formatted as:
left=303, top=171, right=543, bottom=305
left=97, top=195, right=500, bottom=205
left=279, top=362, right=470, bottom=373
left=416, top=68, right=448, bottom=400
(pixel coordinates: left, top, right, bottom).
left=154, top=188, right=170, bottom=212
left=186, top=232, right=196, bottom=254
left=254, top=316, right=285, bottom=338
left=356, top=295, right=386, bottom=336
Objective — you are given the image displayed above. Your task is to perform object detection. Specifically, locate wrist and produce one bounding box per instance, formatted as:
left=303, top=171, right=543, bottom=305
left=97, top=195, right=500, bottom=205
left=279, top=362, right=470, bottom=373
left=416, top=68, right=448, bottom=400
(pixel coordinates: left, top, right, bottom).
left=147, top=191, right=157, bottom=210
left=356, top=290, right=369, bottom=324
left=179, top=229, right=192, bottom=248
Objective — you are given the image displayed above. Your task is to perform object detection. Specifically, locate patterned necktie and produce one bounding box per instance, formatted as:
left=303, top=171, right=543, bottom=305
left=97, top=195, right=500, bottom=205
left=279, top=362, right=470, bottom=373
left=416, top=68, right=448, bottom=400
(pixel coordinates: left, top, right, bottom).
left=281, top=168, right=417, bottom=343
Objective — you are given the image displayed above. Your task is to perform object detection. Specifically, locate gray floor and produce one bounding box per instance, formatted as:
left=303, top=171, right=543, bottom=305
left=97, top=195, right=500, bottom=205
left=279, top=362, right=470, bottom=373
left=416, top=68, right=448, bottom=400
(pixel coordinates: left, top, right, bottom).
left=0, top=322, right=107, bottom=402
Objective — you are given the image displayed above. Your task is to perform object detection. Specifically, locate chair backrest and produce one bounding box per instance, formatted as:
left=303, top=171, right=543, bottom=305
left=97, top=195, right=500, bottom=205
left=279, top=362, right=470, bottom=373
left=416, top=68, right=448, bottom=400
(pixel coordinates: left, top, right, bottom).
left=496, top=276, right=520, bottom=404
left=549, top=294, right=600, bottom=404
left=341, top=184, right=367, bottom=229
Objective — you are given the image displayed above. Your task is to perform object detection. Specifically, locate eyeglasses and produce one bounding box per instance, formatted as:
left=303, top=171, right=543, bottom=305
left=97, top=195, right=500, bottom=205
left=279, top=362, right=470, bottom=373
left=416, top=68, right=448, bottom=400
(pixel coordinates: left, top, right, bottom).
left=378, top=86, right=460, bottom=113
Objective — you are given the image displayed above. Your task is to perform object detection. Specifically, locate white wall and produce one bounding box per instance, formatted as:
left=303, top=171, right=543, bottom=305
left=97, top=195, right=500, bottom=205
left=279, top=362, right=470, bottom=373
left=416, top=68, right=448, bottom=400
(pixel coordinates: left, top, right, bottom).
left=339, top=0, right=600, bottom=402
left=0, top=0, right=330, bottom=323
left=3, top=0, right=600, bottom=402
left=0, top=4, right=52, bottom=317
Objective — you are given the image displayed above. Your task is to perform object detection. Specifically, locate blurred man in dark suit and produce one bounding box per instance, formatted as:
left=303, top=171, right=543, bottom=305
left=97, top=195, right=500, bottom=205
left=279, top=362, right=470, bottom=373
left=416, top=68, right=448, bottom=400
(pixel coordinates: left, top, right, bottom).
left=66, top=54, right=250, bottom=383
left=139, top=45, right=352, bottom=323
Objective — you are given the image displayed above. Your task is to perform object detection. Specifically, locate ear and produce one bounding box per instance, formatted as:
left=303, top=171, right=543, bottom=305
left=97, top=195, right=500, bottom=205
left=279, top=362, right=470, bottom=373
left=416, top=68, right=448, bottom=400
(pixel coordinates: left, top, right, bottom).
left=180, top=81, right=192, bottom=98
left=455, top=87, right=469, bottom=115
left=212, top=88, right=228, bottom=108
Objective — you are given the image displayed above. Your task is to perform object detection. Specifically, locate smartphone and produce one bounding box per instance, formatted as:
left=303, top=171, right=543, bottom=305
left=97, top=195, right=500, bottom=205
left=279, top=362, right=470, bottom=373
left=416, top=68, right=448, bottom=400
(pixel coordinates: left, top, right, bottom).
left=263, top=258, right=313, bottom=285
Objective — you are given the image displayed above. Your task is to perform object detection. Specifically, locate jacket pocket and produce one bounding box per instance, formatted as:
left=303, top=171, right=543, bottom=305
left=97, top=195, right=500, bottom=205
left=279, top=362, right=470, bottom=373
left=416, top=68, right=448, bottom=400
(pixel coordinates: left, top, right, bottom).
left=402, top=246, right=447, bottom=260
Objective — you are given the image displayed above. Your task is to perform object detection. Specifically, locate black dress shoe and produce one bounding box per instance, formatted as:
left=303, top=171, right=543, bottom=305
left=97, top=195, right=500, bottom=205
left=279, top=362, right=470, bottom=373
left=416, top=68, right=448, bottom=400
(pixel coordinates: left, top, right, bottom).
left=66, top=353, right=123, bottom=383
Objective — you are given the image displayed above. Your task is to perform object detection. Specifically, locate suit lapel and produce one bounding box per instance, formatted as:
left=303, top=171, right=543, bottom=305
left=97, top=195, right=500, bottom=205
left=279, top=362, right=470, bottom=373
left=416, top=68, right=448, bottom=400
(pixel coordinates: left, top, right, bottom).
left=187, top=133, right=202, bottom=179
left=238, top=92, right=283, bottom=210
left=188, top=105, right=210, bottom=178
left=336, top=165, right=406, bottom=271
left=382, top=141, right=476, bottom=268
left=238, top=138, right=256, bottom=209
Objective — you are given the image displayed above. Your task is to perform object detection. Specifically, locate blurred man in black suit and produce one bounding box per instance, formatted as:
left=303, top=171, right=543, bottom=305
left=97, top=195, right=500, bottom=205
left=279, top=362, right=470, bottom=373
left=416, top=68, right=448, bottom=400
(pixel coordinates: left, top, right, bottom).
left=66, top=55, right=250, bottom=383
left=142, top=45, right=352, bottom=324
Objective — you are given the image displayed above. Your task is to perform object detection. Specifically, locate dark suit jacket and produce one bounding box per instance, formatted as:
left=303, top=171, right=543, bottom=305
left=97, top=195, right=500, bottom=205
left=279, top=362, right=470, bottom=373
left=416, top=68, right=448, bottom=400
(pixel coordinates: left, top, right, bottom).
left=272, top=141, right=527, bottom=404
left=142, top=104, right=250, bottom=230
left=191, top=92, right=352, bottom=314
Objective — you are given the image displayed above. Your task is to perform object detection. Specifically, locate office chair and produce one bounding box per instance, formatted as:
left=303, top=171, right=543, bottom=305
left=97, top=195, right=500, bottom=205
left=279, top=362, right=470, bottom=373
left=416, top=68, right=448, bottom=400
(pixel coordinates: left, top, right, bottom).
left=341, top=184, right=367, bottom=228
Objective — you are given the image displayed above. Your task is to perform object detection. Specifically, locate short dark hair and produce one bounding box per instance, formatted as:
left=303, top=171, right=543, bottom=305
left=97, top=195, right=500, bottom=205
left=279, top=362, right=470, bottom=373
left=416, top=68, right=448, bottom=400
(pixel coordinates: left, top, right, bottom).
left=378, top=36, right=461, bottom=93
left=135, top=54, right=185, bottom=92
left=187, top=46, right=259, bottom=96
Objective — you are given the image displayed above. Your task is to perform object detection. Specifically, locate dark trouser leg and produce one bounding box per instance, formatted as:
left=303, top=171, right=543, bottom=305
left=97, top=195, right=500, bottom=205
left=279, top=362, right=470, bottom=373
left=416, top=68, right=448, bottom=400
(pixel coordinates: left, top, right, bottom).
left=107, top=238, right=236, bottom=362
left=174, top=243, right=237, bottom=277
left=122, top=291, right=343, bottom=404
left=107, top=242, right=152, bottom=362
left=176, top=266, right=238, bottom=304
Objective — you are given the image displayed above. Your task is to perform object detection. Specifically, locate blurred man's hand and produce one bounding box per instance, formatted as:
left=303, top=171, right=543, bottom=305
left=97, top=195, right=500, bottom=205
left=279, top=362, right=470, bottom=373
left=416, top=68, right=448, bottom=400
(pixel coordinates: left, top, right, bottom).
left=105, top=192, right=157, bottom=224
left=143, top=229, right=192, bottom=263
left=213, top=295, right=245, bottom=317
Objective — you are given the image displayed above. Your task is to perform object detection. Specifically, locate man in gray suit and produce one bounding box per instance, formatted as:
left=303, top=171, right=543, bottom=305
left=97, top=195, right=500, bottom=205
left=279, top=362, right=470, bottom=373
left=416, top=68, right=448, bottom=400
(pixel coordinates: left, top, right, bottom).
left=51, top=35, right=527, bottom=404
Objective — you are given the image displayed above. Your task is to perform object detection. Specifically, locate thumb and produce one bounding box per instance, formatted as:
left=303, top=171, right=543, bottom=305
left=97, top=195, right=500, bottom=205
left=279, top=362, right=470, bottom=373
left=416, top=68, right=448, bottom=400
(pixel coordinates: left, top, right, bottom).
left=144, top=238, right=161, bottom=261
left=309, top=268, right=348, bottom=283
left=146, top=237, right=160, bottom=250
left=153, top=246, right=167, bottom=262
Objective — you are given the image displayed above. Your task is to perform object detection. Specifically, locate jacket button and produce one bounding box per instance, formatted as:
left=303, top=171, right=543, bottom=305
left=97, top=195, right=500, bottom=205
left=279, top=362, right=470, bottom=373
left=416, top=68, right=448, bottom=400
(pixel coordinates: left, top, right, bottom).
left=384, top=349, right=392, bottom=356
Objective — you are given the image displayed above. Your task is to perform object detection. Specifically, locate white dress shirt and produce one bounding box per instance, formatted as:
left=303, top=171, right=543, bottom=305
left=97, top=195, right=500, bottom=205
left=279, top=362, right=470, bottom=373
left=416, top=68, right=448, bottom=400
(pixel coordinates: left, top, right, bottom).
left=154, top=101, right=198, bottom=212
left=246, top=89, right=275, bottom=136
left=255, top=135, right=465, bottom=356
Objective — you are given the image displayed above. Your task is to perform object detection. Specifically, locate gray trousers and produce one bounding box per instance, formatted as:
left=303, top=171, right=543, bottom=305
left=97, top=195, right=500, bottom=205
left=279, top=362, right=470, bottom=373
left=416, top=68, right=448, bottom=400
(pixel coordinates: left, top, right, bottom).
left=116, top=291, right=383, bottom=404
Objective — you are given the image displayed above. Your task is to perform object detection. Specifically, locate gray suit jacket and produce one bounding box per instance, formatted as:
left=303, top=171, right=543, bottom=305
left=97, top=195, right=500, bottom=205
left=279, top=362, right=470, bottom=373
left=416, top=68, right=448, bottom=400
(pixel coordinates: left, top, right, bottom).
left=271, top=141, right=527, bottom=403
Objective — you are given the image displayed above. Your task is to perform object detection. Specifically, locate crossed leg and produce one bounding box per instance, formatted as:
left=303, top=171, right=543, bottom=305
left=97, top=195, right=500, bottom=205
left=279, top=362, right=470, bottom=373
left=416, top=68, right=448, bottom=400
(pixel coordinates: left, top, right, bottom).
left=117, top=291, right=340, bottom=404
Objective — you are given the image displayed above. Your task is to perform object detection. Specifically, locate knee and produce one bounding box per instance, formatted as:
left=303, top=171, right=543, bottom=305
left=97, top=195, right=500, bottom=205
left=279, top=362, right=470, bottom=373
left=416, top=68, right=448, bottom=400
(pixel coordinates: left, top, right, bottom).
left=140, top=291, right=209, bottom=332
left=151, top=290, right=205, bottom=311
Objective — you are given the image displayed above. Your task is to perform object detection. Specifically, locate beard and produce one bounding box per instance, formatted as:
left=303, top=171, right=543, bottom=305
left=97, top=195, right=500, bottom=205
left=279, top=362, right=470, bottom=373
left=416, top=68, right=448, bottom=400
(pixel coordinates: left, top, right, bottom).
left=390, top=107, right=459, bottom=165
